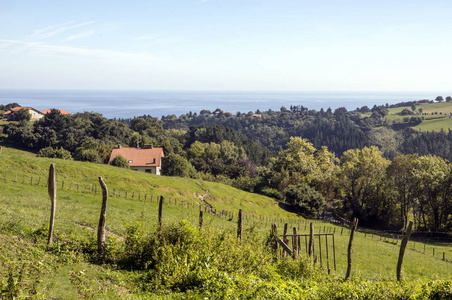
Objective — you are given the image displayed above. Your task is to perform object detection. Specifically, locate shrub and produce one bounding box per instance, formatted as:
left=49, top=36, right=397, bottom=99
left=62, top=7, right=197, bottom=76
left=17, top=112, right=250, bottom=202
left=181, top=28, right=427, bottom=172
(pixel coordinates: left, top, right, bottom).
left=110, top=154, right=129, bottom=168
left=37, top=147, right=72, bottom=160
left=284, top=184, right=325, bottom=216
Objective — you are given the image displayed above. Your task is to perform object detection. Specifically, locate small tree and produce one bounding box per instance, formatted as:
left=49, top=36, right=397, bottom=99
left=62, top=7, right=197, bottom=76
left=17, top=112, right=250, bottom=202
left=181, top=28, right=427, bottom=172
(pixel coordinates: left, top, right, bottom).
left=110, top=154, right=130, bottom=168
left=162, top=153, right=190, bottom=177
left=446, top=96, right=452, bottom=102
left=14, top=108, right=31, bottom=121
left=284, top=184, right=325, bottom=216
left=435, top=96, right=444, bottom=102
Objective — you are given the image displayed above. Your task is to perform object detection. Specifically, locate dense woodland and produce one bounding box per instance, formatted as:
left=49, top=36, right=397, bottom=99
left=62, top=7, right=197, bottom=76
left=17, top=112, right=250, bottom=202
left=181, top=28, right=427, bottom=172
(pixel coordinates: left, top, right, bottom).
left=2, top=101, right=452, bottom=232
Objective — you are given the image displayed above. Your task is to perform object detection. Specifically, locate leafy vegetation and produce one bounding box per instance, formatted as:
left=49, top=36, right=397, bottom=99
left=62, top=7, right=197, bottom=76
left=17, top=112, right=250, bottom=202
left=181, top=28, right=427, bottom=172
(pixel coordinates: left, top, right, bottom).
left=1, top=146, right=452, bottom=298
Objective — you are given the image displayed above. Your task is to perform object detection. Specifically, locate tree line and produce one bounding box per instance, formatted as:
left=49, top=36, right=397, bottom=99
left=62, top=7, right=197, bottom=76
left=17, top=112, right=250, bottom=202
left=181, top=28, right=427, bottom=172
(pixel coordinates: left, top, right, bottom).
left=2, top=103, right=452, bottom=231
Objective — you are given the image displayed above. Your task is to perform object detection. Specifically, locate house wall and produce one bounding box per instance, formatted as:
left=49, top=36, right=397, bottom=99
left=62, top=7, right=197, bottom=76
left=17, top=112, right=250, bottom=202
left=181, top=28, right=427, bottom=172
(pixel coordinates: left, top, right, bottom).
left=130, top=166, right=161, bottom=175
left=29, top=109, right=44, bottom=121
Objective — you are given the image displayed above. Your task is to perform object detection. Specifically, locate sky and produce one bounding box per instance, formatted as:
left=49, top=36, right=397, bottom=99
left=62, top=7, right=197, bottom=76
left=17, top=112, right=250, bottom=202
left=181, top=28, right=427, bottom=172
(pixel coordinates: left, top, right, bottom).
left=1, top=0, right=451, bottom=92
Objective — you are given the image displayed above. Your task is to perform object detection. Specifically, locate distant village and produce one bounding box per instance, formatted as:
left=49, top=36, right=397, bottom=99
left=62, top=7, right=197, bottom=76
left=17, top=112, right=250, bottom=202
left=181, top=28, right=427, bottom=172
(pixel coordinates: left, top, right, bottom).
left=2, top=106, right=71, bottom=121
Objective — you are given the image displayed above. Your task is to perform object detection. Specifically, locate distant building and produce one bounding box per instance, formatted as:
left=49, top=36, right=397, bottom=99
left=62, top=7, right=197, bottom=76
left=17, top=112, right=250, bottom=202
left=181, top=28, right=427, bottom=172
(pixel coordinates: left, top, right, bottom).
left=108, top=145, right=165, bottom=175
left=41, top=109, right=72, bottom=115
left=3, top=107, right=45, bottom=121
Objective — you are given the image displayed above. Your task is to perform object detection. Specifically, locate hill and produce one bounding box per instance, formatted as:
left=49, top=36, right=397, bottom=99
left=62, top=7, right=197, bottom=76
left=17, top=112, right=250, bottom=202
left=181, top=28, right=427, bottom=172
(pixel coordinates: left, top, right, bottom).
left=2, top=145, right=452, bottom=298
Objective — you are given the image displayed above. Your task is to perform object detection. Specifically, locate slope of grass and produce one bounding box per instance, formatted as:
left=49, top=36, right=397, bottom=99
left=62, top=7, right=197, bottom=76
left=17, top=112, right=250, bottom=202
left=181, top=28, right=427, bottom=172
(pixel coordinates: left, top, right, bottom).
left=2, top=145, right=452, bottom=298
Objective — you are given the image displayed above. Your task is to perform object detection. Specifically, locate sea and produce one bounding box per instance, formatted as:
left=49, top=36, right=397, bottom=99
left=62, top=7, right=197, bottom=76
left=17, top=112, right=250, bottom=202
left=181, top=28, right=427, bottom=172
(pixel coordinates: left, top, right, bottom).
left=0, top=89, right=438, bottom=119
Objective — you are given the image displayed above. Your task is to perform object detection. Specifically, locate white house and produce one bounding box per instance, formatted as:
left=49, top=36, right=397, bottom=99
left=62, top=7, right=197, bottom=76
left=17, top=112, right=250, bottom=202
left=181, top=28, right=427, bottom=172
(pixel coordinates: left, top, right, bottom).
left=3, top=107, right=45, bottom=121
left=108, top=145, right=165, bottom=175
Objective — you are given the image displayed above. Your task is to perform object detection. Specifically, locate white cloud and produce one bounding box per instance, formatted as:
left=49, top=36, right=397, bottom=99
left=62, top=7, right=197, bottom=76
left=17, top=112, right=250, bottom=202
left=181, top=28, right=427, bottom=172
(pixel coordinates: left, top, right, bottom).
left=32, top=21, right=95, bottom=39
left=63, top=30, right=95, bottom=42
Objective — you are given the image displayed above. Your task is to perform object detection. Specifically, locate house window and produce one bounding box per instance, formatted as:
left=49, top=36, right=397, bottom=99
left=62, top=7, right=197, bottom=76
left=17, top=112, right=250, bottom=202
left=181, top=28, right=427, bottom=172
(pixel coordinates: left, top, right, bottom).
left=145, top=169, right=152, bottom=173
left=128, top=160, right=133, bottom=163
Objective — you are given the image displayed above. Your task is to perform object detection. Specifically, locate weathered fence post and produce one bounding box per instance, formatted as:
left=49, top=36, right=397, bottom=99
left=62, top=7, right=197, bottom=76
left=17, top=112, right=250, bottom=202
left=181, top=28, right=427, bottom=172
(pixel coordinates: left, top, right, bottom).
left=308, top=222, right=314, bottom=257
left=292, top=227, right=298, bottom=259
left=0, top=145, right=2, bottom=155
left=270, top=223, right=278, bottom=259
left=237, top=209, right=243, bottom=241
left=47, top=164, right=56, bottom=246
left=97, top=176, right=108, bottom=255
left=158, top=196, right=164, bottom=229
left=397, top=221, right=413, bottom=281
left=345, top=218, right=359, bottom=281
left=199, top=210, right=204, bottom=231
left=283, top=223, right=289, bottom=256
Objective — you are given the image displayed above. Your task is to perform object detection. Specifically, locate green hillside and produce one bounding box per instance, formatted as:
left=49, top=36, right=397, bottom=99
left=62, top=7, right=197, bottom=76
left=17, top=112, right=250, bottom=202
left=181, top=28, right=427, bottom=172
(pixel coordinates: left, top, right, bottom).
left=2, top=145, right=452, bottom=298
left=387, top=101, right=452, bottom=131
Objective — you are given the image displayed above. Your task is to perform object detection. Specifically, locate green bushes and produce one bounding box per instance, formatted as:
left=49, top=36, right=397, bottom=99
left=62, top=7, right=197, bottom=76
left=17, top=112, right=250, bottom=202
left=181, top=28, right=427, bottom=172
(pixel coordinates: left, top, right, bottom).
left=109, top=154, right=129, bottom=168
left=37, top=146, right=73, bottom=160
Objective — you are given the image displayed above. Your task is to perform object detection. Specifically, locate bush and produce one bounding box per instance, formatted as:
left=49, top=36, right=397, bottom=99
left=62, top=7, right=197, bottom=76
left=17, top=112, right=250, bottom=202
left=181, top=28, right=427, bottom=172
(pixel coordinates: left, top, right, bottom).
left=161, top=153, right=191, bottom=177
left=284, top=184, right=325, bottom=216
left=110, top=154, right=129, bottom=168
left=37, top=147, right=72, bottom=160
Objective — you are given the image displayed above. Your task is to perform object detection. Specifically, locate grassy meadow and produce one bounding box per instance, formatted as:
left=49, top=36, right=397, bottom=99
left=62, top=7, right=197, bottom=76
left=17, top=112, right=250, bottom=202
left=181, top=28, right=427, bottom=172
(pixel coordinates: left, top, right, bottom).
left=386, top=101, right=452, bottom=131
left=2, top=145, right=452, bottom=298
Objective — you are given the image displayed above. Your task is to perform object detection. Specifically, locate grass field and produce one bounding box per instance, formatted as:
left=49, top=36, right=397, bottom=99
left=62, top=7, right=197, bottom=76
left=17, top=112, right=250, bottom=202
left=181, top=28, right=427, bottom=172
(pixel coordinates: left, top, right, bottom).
left=2, top=145, right=452, bottom=298
left=386, top=102, right=452, bottom=131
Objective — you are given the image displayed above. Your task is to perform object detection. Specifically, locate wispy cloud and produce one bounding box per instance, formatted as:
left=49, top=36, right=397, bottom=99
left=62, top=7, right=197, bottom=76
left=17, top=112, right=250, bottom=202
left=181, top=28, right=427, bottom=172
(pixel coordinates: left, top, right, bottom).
left=63, top=30, right=95, bottom=42
left=134, top=34, right=182, bottom=45
left=32, top=21, right=95, bottom=39
left=0, top=38, right=165, bottom=65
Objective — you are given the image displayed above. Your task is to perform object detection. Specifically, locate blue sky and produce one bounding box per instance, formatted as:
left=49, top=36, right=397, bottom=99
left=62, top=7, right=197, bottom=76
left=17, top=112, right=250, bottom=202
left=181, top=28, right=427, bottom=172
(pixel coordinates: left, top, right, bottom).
left=1, top=0, right=451, bottom=91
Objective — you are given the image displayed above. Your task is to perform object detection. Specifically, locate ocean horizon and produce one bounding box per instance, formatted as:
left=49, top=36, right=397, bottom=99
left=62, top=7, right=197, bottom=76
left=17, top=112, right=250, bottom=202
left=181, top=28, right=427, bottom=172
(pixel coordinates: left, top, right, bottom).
left=0, top=89, right=440, bottom=119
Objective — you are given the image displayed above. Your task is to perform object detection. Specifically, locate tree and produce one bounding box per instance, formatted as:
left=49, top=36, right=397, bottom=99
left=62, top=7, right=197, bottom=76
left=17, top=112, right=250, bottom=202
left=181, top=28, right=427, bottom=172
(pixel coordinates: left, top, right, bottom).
left=14, top=108, right=31, bottom=121
left=339, top=146, right=391, bottom=227
left=269, top=137, right=338, bottom=195
left=162, top=153, right=191, bottom=177
left=386, top=154, right=417, bottom=229
left=110, top=154, right=130, bottom=168
left=446, top=96, right=452, bottom=102
left=284, top=184, right=325, bottom=216
left=410, top=155, right=451, bottom=231
left=435, top=96, right=444, bottom=102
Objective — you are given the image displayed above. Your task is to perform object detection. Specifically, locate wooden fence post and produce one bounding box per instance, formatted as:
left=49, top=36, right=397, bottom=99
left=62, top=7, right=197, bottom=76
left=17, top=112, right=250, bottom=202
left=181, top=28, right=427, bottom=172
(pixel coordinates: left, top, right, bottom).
left=0, top=145, right=2, bottom=155
left=283, top=223, right=289, bottom=256
left=292, top=227, right=298, bottom=259
left=47, top=164, right=56, bottom=246
left=97, top=176, right=108, bottom=255
left=345, top=218, right=359, bottom=281
left=397, top=221, right=413, bottom=281
left=237, top=209, right=243, bottom=241
left=199, top=210, right=204, bottom=231
left=308, top=222, right=314, bottom=257
left=158, top=196, right=164, bottom=229
left=270, top=223, right=278, bottom=259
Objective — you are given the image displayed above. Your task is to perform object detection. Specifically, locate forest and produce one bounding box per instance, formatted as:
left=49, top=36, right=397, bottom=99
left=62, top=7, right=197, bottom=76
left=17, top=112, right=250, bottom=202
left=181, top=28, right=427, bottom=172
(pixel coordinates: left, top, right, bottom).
left=1, top=101, right=452, bottom=232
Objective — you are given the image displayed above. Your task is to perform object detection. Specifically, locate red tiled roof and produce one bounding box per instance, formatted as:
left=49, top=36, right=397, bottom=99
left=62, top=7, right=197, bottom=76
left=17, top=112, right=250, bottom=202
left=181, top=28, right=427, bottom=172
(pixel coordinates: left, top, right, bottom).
left=108, top=147, right=164, bottom=167
left=42, top=109, right=72, bottom=115
left=3, top=107, right=36, bottom=115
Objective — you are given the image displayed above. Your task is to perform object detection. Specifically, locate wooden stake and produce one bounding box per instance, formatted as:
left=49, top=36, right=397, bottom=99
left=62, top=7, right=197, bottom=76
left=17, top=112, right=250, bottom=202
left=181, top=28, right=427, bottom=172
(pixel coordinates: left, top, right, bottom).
left=199, top=210, right=204, bottom=231
left=158, top=196, right=164, bottom=229
left=47, top=164, right=56, bottom=246
left=237, top=209, right=243, bottom=241
left=345, top=218, right=358, bottom=281
left=97, top=176, right=108, bottom=255
left=292, top=227, right=298, bottom=259
left=270, top=223, right=278, bottom=259
left=309, top=222, right=314, bottom=257
left=397, top=221, right=413, bottom=281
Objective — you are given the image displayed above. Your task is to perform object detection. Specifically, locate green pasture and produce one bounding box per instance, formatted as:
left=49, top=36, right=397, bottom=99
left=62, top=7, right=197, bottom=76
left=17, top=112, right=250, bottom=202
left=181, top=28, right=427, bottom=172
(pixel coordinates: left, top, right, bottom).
left=2, top=145, right=452, bottom=298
